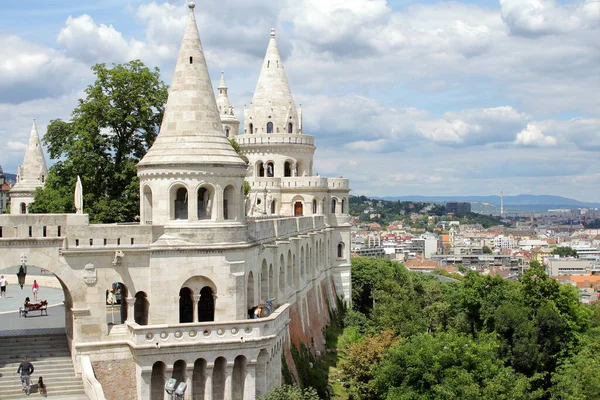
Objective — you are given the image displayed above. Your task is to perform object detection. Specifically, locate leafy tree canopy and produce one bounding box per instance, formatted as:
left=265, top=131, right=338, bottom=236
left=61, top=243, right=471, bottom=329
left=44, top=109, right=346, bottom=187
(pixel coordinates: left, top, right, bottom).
left=258, top=384, right=320, bottom=400
left=29, top=60, right=168, bottom=223
left=551, top=246, right=578, bottom=258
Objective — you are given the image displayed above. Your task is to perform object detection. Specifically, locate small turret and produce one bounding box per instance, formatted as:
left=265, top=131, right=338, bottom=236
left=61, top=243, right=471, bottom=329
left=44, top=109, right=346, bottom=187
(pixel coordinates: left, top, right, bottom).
left=137, top=3, right=247, bottom=228
left=216, top=72, right=239, bottom=138
left=244, top=29, right=299, bottom=135
left=10, top=119, right=47, bottom=214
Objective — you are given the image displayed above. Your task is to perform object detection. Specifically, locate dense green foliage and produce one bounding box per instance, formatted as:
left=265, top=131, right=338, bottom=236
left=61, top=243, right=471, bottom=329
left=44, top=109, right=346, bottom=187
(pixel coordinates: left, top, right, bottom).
left=29, top=61, right=168, bottom=223
left=349, top=195, right=507, bottom=229
left=551, top=246, right=578, bottom=258
left=259, top=384, right=320, bottom=400
left=334, top=257, right=598, bottom=399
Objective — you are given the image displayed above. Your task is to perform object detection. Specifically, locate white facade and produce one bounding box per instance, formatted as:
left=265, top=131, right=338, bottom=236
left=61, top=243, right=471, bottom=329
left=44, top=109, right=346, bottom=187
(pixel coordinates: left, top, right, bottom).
left=0, top=5, right=351, bottom=399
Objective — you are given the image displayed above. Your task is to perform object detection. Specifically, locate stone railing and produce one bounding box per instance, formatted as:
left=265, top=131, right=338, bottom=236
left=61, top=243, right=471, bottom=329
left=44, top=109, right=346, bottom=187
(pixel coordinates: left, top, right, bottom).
left=276, top=218, right=298, bottom=239
left=65, top=224, right=160, bottom=249
left=249, top=178, right=281, bottom=190
left=238, top=134, right=314, bottom=147
left=247, top=219, right=277, bottom=242
left=280, top=177, right=329, bottom=189
left=80, top=355, right=107, bottom=400
left=297, top=217, right=314, bottom=234
left=127, top=304, right=290, bottom=348
left=328, top=178, right=350, bottom=190
left=0, top=213, right=88, bottom=239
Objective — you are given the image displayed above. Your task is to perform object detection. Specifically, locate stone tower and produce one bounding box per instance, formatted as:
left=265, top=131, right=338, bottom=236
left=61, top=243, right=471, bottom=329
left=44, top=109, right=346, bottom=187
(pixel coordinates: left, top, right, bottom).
left=10, top=119, right=47, bottom=214
left=137, top=3, right=247, bottom=228
left=216, top=72, right=239, bottom=138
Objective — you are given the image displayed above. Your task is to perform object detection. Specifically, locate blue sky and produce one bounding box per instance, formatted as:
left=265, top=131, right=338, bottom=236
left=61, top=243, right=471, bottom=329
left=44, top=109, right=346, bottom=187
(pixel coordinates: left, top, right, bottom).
left=1, top=0, right=599, bottom=202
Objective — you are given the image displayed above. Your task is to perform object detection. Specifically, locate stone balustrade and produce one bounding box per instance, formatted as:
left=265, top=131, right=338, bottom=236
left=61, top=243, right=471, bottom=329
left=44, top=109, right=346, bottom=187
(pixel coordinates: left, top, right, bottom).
left=247, top=219, right=277, bottom=242
left=248, top=177, right=333, bottom=190
left=328, top=178, right=350, bottom=190
left=297, top=216, right=314, bottom=233
left=127, top=304, right=290, bottom=348
left=237, top=134, right=314, bottom=147
left=280, top=177, right=329, bottom=189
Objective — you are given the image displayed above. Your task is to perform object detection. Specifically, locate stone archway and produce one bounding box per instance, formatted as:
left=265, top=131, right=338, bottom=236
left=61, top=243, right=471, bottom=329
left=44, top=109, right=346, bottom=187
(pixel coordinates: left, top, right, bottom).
left=198, top=286, right=215, bottom=322
left=179, top=287, right=193, bottom=323
left=134, top=291, right=149, bottom=325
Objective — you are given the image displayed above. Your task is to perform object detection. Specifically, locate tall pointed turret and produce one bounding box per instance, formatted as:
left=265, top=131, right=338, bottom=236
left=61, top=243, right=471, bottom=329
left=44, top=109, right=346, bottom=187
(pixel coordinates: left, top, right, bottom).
left=245, top=29, right=300, bottom=135
left=138, top=3, right=244, bottom=167
left=216, top=72, right=239, bottom=138
left=10, top=119, right=47, bottom=214
left=137, top=3, right=247, bottom=227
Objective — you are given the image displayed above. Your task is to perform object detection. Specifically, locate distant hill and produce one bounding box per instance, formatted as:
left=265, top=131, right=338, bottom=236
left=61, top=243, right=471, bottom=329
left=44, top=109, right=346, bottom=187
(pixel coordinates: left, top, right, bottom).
left=374, top=194, right=600, bottom=212
left=3, top=173, right=16, bottom=185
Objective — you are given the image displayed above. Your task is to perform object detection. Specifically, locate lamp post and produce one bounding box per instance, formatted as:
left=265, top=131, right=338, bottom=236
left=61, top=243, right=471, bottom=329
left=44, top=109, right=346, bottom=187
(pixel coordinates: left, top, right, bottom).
left=17, top=253, right=27, bottom=289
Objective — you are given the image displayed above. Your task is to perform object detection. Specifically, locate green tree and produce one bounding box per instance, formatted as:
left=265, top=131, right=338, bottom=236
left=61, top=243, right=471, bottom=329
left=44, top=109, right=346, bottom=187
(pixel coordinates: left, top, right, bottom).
left=551, top=246, right=578, bottom=258
left=29, top=60, right=168, bottom=223
left=374, top=332, right=536, bottom=400
left=482, top=245, right=492, bottom=254
left=350, top=258, right=409, bottom=314
left=258, top=384, right=320, bottom=400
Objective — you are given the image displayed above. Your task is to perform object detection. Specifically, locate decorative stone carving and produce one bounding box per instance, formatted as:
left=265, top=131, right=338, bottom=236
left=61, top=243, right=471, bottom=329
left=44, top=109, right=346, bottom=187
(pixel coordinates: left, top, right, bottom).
left=83, top=263, right=97, bottom=285
left=112, top=250, right=125, bottom=266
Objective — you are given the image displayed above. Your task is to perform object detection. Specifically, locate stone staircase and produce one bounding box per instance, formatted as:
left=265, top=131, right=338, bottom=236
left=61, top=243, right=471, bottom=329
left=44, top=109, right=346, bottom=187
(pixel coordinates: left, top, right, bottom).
left=0, top=332, right=88, bottom=399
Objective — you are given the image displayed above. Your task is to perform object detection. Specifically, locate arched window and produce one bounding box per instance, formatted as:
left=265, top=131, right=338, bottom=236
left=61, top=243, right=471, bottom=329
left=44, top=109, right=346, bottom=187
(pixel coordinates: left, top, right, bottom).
left=134, top=291, right=149, bottom=325
left=197, top=187, right=213, bottom=220
left=271, top=199, right=276, bottom=215
left=341, top=198, right=346, bottom=214
left=143, top=186, right=153, bottom=224
left=20, top=202, right=26, bottom=214
left=198, top=286, right=215, bottom=322
left=267, top=122, right=273, bottom=133
left=225, top=128, right=230, bottom=137
left=258, top=162, right=265, bottom=177
left=266, top=162, right=274, bottom=177
left=223, top=185, right=236, bottom=220
left=338, top=242, right=344, bottom=258
left=294, top=201, right=303, bottom=217
left=249, top=123, right=254, bottom=134
left=261, top=260, right=268, bottom=302
left=331, top=198, right=337, bottom=214
left=288, top=123, right=293, bottom=133
left=179, top=287, right=193, bottom=323
left=284, top=162, right=292, bottom=177
left=174, top=187, right=188, bottom=220
left=312, top=199, right=317, bottom=214
left=151, top=362, right=166, bottom=400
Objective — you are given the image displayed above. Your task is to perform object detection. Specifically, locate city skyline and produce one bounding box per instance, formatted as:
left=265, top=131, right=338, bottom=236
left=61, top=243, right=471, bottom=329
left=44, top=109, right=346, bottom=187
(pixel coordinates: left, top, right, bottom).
left=1, top=0, right=599, bottom=201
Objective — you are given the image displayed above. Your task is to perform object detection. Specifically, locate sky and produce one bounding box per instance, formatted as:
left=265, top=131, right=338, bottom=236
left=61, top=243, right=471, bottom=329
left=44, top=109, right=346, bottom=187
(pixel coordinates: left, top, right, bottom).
left=1, top=0, right=599, bottom=202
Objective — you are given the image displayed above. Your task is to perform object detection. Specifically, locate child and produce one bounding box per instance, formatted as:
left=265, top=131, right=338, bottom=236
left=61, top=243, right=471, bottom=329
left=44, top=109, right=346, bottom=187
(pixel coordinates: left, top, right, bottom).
left=38, top=376, right=47, bottom=395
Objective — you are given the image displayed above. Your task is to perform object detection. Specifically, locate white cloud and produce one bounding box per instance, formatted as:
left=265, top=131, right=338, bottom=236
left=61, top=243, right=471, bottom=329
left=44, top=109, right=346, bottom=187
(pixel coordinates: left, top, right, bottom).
left=0, top=34, right=88, bottom=103
left=500, top=0, right=600, bottom=36
left=6, top=142, right=27, bottom=151
left=344, top=139, right=387, bottom=152
left=57, top=14, right=145, bottom=64
left=514, top=123, right=558, bottom=146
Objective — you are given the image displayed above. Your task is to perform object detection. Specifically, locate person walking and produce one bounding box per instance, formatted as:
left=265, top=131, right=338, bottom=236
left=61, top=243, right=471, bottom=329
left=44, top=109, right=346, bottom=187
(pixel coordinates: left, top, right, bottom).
left=32, top=280, right=40, bottom=301
left=17, top=356, right=34, bottom=395
left=0, top=275, right=6, bottom=298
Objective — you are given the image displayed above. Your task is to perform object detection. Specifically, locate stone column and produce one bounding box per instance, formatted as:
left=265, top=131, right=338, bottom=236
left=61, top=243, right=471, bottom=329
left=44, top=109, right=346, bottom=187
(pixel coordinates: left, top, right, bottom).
left=193, top=295, right=201, bottom=323
left=185, top=366, right=194, bottom=400
left=126, top=296, right=135, bottom=323
left=243, top=363, right=256, bottom=400
left=224, top=364, right=233, bottom=400
left=139, top=367, right=152, bottom=400
left=189, top=188, right=198, bottom=221
left=205, top=366, right=213, bottom=400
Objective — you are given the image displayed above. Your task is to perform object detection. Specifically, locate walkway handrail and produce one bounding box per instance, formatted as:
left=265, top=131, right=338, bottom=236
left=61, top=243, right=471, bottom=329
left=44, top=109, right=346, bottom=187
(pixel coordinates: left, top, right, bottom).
left=80, top=355, right=107, bottom=400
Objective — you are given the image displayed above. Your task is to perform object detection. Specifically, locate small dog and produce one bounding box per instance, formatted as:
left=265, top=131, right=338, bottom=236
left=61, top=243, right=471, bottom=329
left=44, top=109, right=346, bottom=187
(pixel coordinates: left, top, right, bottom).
left=38, top=377, right=46, bottom=395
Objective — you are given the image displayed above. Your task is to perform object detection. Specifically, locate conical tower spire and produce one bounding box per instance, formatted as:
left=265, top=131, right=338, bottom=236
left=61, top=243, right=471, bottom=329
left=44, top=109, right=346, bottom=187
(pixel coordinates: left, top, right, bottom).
left=216, top=71, right=239, bottom=138
left=139, top=2, right=244, bottom=167
left=245, top=29, right=299, bottom=135
left=10, top=119, right=48, bottom=214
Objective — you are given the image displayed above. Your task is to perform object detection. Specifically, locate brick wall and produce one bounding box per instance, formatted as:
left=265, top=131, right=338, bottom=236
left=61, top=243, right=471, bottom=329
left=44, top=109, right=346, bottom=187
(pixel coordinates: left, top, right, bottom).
left=92, top=358, right=137, bottom=400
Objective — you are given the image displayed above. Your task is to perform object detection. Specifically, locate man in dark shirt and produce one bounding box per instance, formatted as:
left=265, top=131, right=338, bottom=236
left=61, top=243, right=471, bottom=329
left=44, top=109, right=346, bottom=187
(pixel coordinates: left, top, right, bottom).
left=17, top=356, right=34, bottom=395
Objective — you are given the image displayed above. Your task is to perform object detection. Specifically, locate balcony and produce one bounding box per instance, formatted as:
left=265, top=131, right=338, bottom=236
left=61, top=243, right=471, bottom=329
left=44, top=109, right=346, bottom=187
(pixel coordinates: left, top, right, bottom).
left=127, top=304, right=290, bottom=349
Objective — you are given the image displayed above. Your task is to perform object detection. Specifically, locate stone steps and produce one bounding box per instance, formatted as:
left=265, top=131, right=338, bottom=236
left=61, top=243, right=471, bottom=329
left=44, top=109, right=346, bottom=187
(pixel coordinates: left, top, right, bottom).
left=0, top=332, right=88, bottom=399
